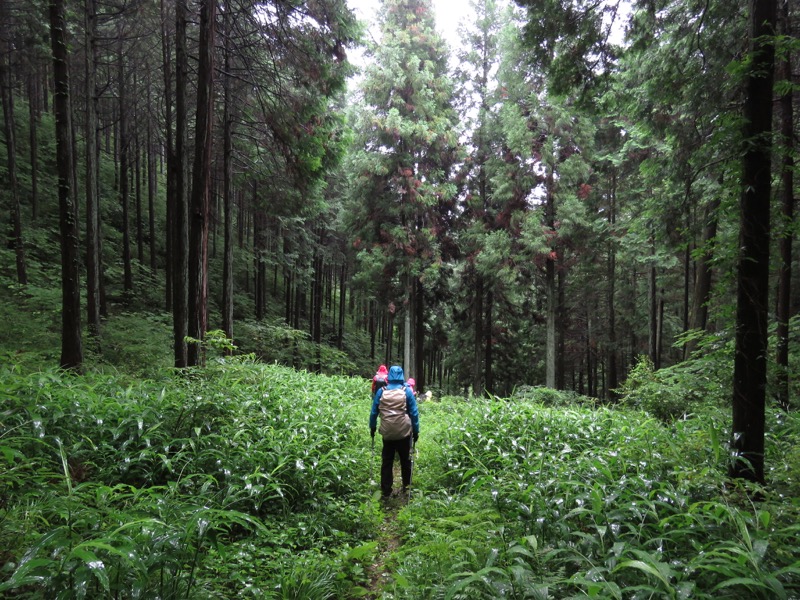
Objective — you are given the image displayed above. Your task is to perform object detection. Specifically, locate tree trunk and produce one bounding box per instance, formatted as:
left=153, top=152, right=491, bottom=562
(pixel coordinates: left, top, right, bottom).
left=84, top=0, right=100, bottom=340
left=118, top=36, right=133, bottom=293
left=186, top=0, right=216, bottom=367
left=28, top=78, right=39, bottom=222
left=775, top=0, right=794, bottom=411
left=0, top=0, right=28, bottom=285
left=606, top=172, right=618, bottom=398
left=414, top=276, right=424, bottom=391
left=221, top=0, right=234, bottom=350
left=473, top=273, right=484, bottom=397
left=545, top=170, right=557, bottom=389
left=648, top=237, right=657, bottom=364
left=162, top=0, right=174, bottom=310
left=134, top=89, right=144, bottom=266
left=730, top=0, right=777, bottom=485
left=485, top=289, right=494, bottom=395
left=685, top=197, right=720, bottom=358
left=172, top=0, right=189, bottom=367
left=556, top=264, right=566, bottom=389
left=146, top=72, right=157, bottom=275
left=404, top=281, right=412, bottom=373
left=338, top=262, right=346, bottom=349
left=49, top=0, right=83, bottom=370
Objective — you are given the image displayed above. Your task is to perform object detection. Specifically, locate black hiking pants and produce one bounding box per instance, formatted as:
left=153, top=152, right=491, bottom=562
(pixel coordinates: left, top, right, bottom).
left=380, top=435, right=412, bottom=496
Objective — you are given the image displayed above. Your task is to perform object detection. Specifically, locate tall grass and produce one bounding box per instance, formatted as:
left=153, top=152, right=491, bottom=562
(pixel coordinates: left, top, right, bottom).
left=2, top=362, right=799, bottom=598
left=0, top=361, right=379, bottom=598
left=391, top=398, right=800, bottom=599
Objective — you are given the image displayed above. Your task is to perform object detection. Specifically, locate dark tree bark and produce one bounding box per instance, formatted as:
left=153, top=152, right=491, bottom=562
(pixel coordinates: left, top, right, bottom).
left=221, top=0, right=234, bottom=351
left=28, top=78, right=39, bottom=222
left=49, top=0, right=83, bottom=370
left=484, top=289, right=494, bottom=396
left=730, top=0, right=777, bottom=485
left=146, top=71, right=157, bottom=275
left=172, top=0, right=189, bottom=367
left=134, top=89, right=144, bottom=266
left=545, top=171, right=557, bottom=388
left=0, top=0, right=28, bottom=285
left=685, top=197, right=720, bottom=359
left=648, top=236, right=658, bottom=365
left=187, top=0, right=216, bottom=367
left=414, top=276, right=424, bottom=392
left=338, top=262, right=346, bottom=349
left=606, top=173, right=618, bottom=398
left=775, top=0, right=794, bottom=411
left=162, top=0, right=174, bottom=310
left=84, top=0, right=101, bottom=340
left=473, top=273, right=484, bottom=397
left=118, top=36, right=133, bottom=293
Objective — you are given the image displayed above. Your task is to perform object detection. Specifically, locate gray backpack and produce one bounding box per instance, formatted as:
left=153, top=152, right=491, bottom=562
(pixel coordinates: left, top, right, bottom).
left=378, top=387, right=412, bottom=440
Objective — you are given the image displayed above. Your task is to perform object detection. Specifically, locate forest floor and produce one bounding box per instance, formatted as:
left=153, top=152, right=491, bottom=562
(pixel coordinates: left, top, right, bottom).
left=365, top=461, right=412, bottom=598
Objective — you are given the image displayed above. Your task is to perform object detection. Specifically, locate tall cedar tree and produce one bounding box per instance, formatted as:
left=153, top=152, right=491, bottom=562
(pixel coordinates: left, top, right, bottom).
left=49, top=0, right=83, bottom=369
left=172, top=0, right=189, bottom=367
left=730, top=0, right=777, bottom=485
left=775, top=0, right=794, bottom=411
left=0, top=0, right=28, bottom=285
left=496, top=11, right=595, bottom=391
left=352, top=0, right=459, bottom=390
left=186, top=0, right=216, bottom=367
left=452, top=0, right=505, bottom=397
left=84, top=0, right=101, bottom=341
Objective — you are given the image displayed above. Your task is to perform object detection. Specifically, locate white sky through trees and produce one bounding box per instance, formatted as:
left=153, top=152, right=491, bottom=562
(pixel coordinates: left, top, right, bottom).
left=345, top=0, right=478, bottom=68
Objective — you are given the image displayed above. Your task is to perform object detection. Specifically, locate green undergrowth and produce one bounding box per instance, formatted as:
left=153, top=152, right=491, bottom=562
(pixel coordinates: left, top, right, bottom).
left=0, top=361, right=381, bottom=598
left=394, top=399, right=800, bottom=599
left=2, top=362, right=800, bottom=599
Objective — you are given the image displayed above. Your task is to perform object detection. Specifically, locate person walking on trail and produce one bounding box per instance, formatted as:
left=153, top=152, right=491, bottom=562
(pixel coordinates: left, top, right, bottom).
left=371, top=364, right=389, bottom=395
left=369, top=365, right=419, bottom=498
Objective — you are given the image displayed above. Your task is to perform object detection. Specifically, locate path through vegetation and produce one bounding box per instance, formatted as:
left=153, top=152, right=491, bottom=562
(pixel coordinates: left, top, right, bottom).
left=365, top=462, right=412, bottom=598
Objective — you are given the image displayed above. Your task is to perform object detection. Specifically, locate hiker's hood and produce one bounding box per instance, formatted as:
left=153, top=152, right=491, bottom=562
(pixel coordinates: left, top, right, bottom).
left=387, top=365, right=405, bottom=384
left=376, top=364, right=388, bottom=376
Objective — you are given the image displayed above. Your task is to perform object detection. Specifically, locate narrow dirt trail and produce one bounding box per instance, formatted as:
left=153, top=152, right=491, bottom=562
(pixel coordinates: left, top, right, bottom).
left=364, top=463, right=410, bottom=599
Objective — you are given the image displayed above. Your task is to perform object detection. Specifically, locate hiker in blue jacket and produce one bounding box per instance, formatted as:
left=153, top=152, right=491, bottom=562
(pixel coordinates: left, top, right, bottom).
left=369, top=365, right=419, bottom=497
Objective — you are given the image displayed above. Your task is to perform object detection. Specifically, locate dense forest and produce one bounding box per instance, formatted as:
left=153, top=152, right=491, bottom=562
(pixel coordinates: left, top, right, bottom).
left=1, top=0, right=800, bottom=597
left=2, top=0, right=794, bottom=398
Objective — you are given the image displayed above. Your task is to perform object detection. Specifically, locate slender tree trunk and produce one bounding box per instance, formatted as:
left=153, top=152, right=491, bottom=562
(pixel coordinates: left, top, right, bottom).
left=256, top=207, right=267, bottom=322
left=404, top=298, right=412, bottom=374
left=186, top=0, right=216, bottom=367
left=84, top=0, right=100, bottom=340
left=414, top=276, right=424, bottom=391
left=118, top=37, right=133, bottom=293
left=545, top=170, right=557, bottom=389
left=221, top=0, right=234, bottom=350
left=28, top=78, right=39, bottom=221
left=162, top=0, right=174, bottom=310
left=607, top=172, right=618, bottom=398
left=730, top=0, right=777, bottom=485
left=648, top=236, right=658, bottom=364
left=49, top=0, right=83, bottom=370
left=338, top=263, right=346, bottom=349
left=172, top=0, right=189, bottom=367
left=556, top=264, right=566, bottom=389
left=473, top=273, right=484, bottom=397
left=146, top=73, right=157, bottom=275
left=0, top=0, right=28, bottom=285
left=134, top=87, right=144, bottom=266
left=775, top=0, right=794, bottom=411
left=685, top=197, right=720, bottom=358
left=485, top=289, right=494, bottom=395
